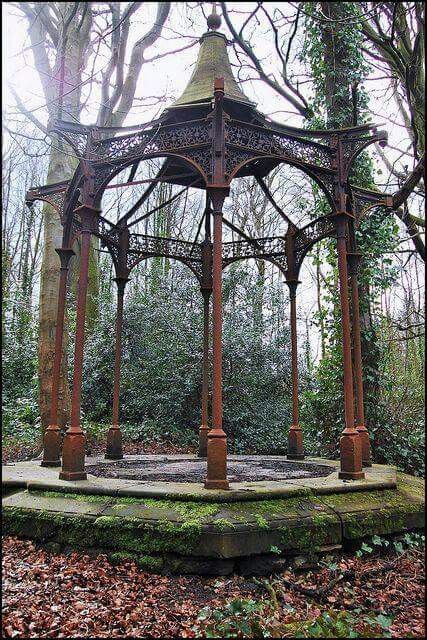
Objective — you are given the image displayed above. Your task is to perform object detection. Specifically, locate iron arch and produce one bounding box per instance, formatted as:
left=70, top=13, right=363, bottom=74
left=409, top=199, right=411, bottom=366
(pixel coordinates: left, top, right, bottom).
left=227, top=155, right=337, bottom=212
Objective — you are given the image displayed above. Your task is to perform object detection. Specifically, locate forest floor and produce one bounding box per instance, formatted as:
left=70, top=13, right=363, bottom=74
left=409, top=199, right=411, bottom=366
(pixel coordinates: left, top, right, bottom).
left=2, top=439, right=425, bottom=638
left=2, top=536, right=425, bottom=638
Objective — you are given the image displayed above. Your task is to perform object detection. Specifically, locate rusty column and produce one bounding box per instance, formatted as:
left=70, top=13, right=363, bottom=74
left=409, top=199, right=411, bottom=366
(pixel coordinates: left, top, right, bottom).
left=60, top=204, right=99, bottom=481
left=348, top=252, right=372, bottom=467
left=335, top=214, right=364, bottom=480
left=199, top=287, right=211, bottom=457
left=199, top=211, right=212, bottom=457
left=105, top=276, right=128, bottom=459
left=204, top=189, right=229, bottom=489
left=286, top=279, right=304, bottom=460
left=41, top=246, right=75, bottom=467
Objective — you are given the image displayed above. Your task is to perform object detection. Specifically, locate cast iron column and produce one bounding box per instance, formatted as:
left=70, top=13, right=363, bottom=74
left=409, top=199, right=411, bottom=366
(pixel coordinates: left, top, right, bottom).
left=348, top=252, right=371, bottom=467
left=286, top=279, right=304, bottom=460
left=60, top=205, right=99, bottom=481
left=204, top=190, right=229, bottom=489
left=41, top=246, right=75, bottom=467
left=199, top=287, right=211, bottom=457
left=335, top=214, right=364, bottom=480
left=105, top=276, right=128, bottom=459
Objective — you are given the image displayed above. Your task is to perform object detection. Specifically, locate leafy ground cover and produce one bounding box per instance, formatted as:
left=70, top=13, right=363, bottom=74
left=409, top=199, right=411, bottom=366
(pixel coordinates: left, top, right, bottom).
left=2, top=535, right=424, bottom=638
left=1, top=433, right=193, bottom=465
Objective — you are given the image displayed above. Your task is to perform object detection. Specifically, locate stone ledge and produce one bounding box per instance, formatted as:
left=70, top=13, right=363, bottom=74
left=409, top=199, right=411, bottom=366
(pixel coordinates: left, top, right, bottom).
left=2, top=456, right=397, bottom=502
left=2, top=472, right=424, bottom=575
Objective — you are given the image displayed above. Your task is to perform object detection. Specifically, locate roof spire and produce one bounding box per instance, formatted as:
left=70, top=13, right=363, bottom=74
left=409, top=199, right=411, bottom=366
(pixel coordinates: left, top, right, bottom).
left=207, top=2, right=222, bottom=31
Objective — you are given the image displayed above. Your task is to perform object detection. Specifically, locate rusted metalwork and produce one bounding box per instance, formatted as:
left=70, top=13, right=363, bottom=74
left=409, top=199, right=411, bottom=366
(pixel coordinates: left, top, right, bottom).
left=347, top=251, right=372, bottom=467
left=199, top=288, right=211, bottom=458
left=41, top=246, right=75, bottom=467
left=286, top=280, right=304, bottom=460
left=334, top=214, right=364, bottom=481
left=205, top=188, right=229, bottom=490
left=105, top=276, right=128, bottom=460
left=28, top=11, right=395, bottom=488
left=60, top=205, right=100, bottom=481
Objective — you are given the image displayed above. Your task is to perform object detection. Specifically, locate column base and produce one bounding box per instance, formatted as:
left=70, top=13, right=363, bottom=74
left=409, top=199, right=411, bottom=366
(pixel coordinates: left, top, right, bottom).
left=338, top=470, right=365, bottom=480
left=287, top=425, right=304, bottom=459
left=59, top=471, right=87, bottom=480
left=41, top=427, right=62, bottom=468
left=41, top=460, right=62, bottom=468
left=59, top=470, right=88, bottom=481
left=204, top=431, right=229, bottom=490
left=339, top=430, right=364, bottom=480
left=60, top=430, right=87, bottom=481
left=105, top=427, right=123, bottom=460
left=204, top=479, right=230, bottom=490
left=357, top=425, right=372, bottom=468
left=198, top=426, right=209, bottom=458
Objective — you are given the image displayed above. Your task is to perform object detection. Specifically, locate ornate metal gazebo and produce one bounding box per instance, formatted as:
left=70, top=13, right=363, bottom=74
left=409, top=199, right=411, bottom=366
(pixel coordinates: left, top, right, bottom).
left=27, top=9, right=392, bottom=489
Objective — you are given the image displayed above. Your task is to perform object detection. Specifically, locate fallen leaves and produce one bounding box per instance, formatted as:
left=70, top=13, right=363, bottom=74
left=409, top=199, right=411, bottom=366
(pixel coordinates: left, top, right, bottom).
left=2, top=536, right=425, bottom=638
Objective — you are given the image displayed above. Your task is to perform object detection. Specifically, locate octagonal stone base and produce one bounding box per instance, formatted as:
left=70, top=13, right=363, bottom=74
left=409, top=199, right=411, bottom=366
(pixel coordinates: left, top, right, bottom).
left=2, top=456, right=424, bottom=575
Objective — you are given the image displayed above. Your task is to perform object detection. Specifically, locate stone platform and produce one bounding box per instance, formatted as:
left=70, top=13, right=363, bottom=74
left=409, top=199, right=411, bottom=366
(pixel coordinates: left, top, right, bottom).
left=2, top=456, right=425, bottom=575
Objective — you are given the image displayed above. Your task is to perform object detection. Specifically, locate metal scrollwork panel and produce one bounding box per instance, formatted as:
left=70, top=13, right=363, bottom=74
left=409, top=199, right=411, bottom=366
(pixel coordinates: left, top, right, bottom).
left=98, top=217, right=121, bottom=246
left=224, top=148, right=255, bottom=179
left=349, top=187, right=392, bottom=224
left=27, top=190, right=66, bottom=223
left=222, top=237, right=287, bottom=261
left=49, top=121, right=89, bottom=157
left=90, top=121, right=212, bottom=165
left=126, top=234, right=203, bottom=277
left=294, top=216, right=336, bottom=272
left=181, top=147, right=212, bottom=181
left=225, top=121, right=332, bottom=170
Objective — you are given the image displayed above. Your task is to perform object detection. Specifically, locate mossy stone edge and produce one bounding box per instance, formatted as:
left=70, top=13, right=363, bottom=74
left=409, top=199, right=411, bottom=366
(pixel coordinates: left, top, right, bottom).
left=2, top=473, right=424, bottom=575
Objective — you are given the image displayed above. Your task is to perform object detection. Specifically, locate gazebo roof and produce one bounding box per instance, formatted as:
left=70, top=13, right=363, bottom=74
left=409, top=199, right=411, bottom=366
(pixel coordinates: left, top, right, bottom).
left=168, top=31, right=255, bottom=110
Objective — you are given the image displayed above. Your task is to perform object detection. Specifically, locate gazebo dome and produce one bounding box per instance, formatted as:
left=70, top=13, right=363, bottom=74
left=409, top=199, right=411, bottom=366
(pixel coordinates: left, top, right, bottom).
left=169, top=31, right=255, bottom=110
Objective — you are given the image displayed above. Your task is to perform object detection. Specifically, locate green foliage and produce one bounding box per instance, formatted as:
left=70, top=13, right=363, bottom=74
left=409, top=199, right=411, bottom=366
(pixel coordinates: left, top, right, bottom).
left=2, top=318, right=40, bottom=447
left=195, top=598, right=393, bottom=638
left=356, top=532, right=425, bottom=558
left=81, top=268, right=294, bottom=452
left=284, top=610, right=393, bottom=638
left=196, top=599, right=270, bottom=638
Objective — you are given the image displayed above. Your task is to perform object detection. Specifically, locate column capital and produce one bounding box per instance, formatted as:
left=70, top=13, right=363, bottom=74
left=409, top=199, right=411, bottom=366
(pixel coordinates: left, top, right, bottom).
left=207, top=187, right=229, bottom=212
left=331, top=211, right=354, bottom=238
left=74, top=203, right=101, bottom=232
left=113, top=276, right=130, bottom=295
left=55, top=247, right=75, bottom=269
left=286, top=279, right=301, bottom=299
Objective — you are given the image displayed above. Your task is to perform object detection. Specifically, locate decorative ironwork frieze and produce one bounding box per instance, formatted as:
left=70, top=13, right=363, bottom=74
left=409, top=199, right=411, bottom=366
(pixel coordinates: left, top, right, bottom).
left=89, top=121, right=212, bottom=164
left=294, top=216, right=336, bottom=272
left=126, top=233, right=204, bottom=279
left=225, top=120, right=332, bottom=171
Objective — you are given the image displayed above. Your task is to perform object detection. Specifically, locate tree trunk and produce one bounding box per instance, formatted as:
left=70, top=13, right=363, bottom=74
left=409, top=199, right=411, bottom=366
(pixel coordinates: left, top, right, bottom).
left=38, top=142, right=74, bottom=432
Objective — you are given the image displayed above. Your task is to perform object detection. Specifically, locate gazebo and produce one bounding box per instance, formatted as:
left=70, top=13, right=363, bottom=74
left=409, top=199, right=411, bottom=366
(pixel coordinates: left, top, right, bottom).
left=26, top=8, right=393, bottom=490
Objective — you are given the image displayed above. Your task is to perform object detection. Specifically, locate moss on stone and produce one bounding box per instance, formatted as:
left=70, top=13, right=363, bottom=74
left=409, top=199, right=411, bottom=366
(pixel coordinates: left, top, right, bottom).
left=254, top=514, right=269, bottom=529
left=318, top=476, right=424, bottom=541
left=3, top=473, right=424, bottom=571
left=212, top=518, right=237, bottom=531
left=32, top=490, right=112, bottom=504
left=108, top=551, right=163, bottom=572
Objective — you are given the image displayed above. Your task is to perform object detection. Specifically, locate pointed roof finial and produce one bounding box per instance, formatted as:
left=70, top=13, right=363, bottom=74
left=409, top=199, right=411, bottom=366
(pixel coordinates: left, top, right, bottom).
left=207, top=2, right=222, bottom=31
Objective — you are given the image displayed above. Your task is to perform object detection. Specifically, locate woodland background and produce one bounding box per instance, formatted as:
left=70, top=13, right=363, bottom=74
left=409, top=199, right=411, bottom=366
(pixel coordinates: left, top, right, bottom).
left=2, top=1, right=425, bottom=476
